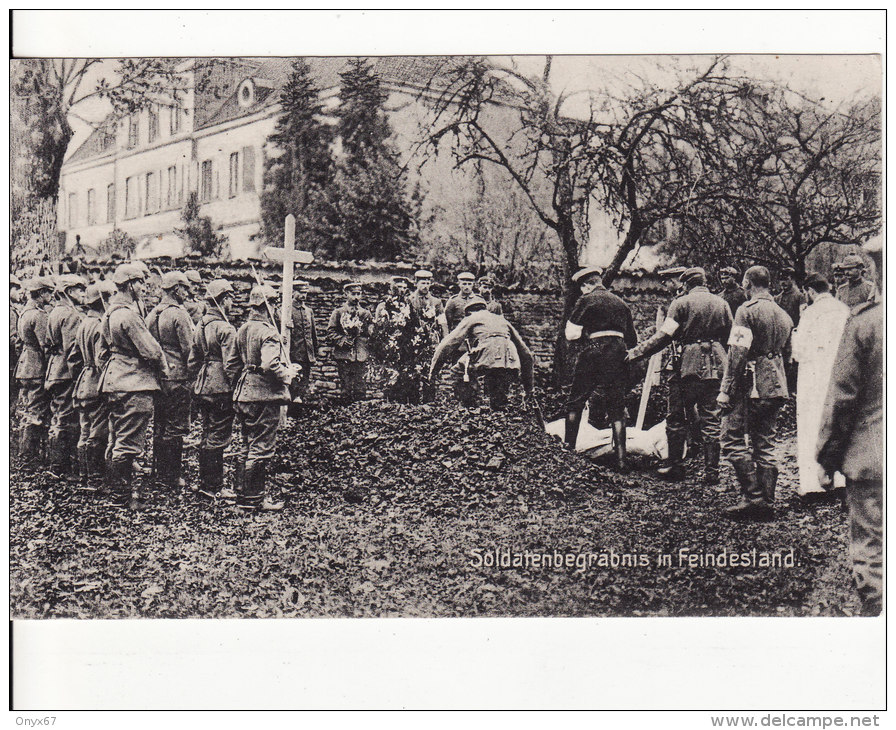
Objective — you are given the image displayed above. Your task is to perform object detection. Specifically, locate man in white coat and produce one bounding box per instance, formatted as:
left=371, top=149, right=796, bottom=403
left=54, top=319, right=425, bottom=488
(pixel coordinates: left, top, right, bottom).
left=791, top=274, right=849, bottom=498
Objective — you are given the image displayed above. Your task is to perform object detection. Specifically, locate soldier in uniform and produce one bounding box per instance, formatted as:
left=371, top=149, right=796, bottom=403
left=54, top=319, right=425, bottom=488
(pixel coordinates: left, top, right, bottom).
left=45, top=274, right=87, bottom=480
left=429, top=296, right=534, bottom=410
left=477, top=274, right=504, bottom=315
left=183, top=269, right=207, bottom=324
left=99, top=263, right=166, bottom=508
left=836, top=254, right=878, bottom=309
left=328, top=282, right=373, bottom=404
left=563, top=266, right=637, bottom=471
left=774, top=267, right=806, bottom=396
left=188, top=279, right=243, bottom=501
left=233, top=284, right=299, bottom=512
left=71, top=280, right=116, bottom=492
left=408, top=269, right=447, bottom=340
left=10, top=275, right=23, bottom=423
left=717, top=266, right=794, bottom=519
left=830, top=262, right=846, bottom=293
left=718, top=266, right=747, bottom=321
left=287, top=279, right=319, bottom=403
left=627, top=267, right=732, bottom=483
left=372, top=277, right=427, bottom=403
left=15, top=276, right=55, bottom=469
left=444, top=271, right=477, bottom=331
left=816, top=241, right=883, bottom=616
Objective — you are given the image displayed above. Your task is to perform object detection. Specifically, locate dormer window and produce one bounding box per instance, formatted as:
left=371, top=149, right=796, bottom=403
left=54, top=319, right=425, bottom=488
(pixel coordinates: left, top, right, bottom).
left=238, top=78, right=256, bottom=108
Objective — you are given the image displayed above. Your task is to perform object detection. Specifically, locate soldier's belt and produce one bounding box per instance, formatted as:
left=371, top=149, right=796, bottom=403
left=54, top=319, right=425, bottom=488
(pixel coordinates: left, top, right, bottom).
left=682, top=339, right=721, bottom=346
left=748, top=352, right=783, bottom=361
left=587, top=330, right=624, bottom=339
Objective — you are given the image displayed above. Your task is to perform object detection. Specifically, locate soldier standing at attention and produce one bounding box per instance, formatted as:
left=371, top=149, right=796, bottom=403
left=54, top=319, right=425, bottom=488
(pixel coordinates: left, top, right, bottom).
left=146, top=271, right=195, bottom=490
left=563, top=266, right=637, bottom=472
left=444, top=271, right=477, bottom=331
left=45, top=274, right=87, bottom=480
left=830, top=262, right=846, bottom=293
left=477, top=274, right=504, bottom=315
left=328, top=282, right=373, bottom=405
left=718, top=266, right=747, bottom=323
left=774, top=267, right=806, bottom=396
left=717, top=266, right=794, bottom=520
left=287, top=279, right=319, bottom=403
left=15, top=276, right=55, bottom=470
left=233, top=284, right=299, bottom=512
left=188, top=279, right=243, bottom=501
left=99, top=264, right=166, bottom=508
left=627, top=267, right=732, bottom=483
left=408, top=269, right=448, bottom=340
left=10, top=275, right=23, bottom=421
left=836, top=254, right=879, bottom=309
left=71, top=280, right=116, bottom=492
left=183, top=269, right=207, bottom=324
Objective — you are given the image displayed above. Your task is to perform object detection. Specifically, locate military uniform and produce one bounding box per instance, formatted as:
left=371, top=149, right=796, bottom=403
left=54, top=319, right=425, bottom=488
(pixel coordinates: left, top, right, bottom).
left=288, top=300, right=319, bottom=400
left=444, top=292, right=475, bottom=332
left=184, top=299, right=207, bottom=325
left=146, top=289, right=194, bottom=487
left=15, top=292, right=52, bottom=465
left=99, top=281, right=165, bottom=506
left=408, top=289, right=446, bottom=345
left=10, top=288, right=22, bottom=420
left=720, top=292, right=793, bottom=515
left=45, top=291, right=84, bottom=477
left=836, top=278, right=878, bottom=309
left=233, top=305, right=293, bottom=510
left=720, top=284, right=747, bottom=321
left=189, top=300, right=242, bottom=498
left=629, top=276, right=732, bottom=481
left=817, top=297, right=883, bottom=615
left=72, top=299, right=111, bottom=490
left=774, top=283, right=806, bottom=328
left=328, top=299, right=373, bottom=403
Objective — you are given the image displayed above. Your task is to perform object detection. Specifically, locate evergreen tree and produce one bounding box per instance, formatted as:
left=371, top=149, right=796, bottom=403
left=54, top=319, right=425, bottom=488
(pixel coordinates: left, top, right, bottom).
left=322, top=58, right=418, bottom=261
left=260, top=58, right=333, bottom=248
left=176, top=192, right=229, bottom=258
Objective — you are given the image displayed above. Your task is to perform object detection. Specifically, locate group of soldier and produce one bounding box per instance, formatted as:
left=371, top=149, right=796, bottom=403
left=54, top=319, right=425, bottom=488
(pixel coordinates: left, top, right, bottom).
left=9, top=264, right=534, bottom=514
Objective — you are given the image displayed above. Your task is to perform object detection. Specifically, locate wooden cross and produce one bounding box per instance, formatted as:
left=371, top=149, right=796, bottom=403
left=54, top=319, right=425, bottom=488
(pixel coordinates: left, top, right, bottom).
left=262, top=214, right=314, bottom=414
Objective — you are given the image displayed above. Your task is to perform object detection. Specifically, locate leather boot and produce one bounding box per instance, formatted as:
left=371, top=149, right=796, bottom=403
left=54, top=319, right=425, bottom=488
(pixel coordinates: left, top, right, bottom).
left=169, top=438, right=185, bottom=490
left=656, top=429, right=686, bottom=480
left=208, top=447, right=225, bottom=494
left=87, top=444, right=106, bottom=493
left=222, top=459, right=243, bottom=503
left=703, top=442, right=721, bottom=485
left=757, top=465, right=779, bottom=506
left=106, top=459, right=133, bottom=507
left=20, top=425, right=44, bottom=471
left=237, top=461, right=261, bottom=510
left=196, top=449, right=212, bottom=499
left=256, top=460, right=284, bottom=511
left=76, top=445, right=92, bottom=491
left=46, top=430, right=65, bottom=478
left=724, top=458, right=772, bottom=519
left=564, top=410, right=582, bottom=451
left=611, top=420, right=628, bottom=473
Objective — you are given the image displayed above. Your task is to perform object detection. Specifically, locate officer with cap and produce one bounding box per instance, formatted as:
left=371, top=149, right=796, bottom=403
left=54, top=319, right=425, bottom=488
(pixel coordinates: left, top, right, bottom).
left=183, top=269, right=207, bottom=324
left=188, top=279, right=243, bottom=501
left=717, top=266, right=794, bottom=519
left=817, top=237, right=883, bottom=615
left=718, top=266, right=747, bottom=322
left=477, top=274, right=504, bottom=315
left=328, top=282, right=374, bottom=404
left=627, top=267, right=733, bottom=482
left=146, top=271, right=195, bottom=490
left=45, top=274, right=88, bottom=480
left=232, top=284, right=299, bottom=511
left=444, top=272, right=477, bottom=332
left=409, top=269, right=448, bottom=340
left=72, top=280, right=116, bottom=491
left=287, top=278, right=319, bottom=403
left=15, top=276, right=55, bottom=469
left=429, top=296, right=534, bottom=410
left=564, top=266, right=637, bottom=471
left=836, top=253, right=878, bottom=309
left=99, top=263, right=167, bottom=508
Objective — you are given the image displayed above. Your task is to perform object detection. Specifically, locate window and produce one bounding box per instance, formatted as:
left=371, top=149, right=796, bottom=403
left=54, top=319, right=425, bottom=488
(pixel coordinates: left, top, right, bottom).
left=167, top=166, right=177, bottom=208
left=148, top=107, right=159, bottom=143
left=241, top=146, right=256, bottom=192
left=128, top=116, right=139, bottom=148
left=86, top=189, right=96, bottom=225
left=125, top=176, right=140, bottom=218
left=200, top=160, right=213, bottom=203
left=68, top=193, right=77, bottom=227
left=106, top=183, right=116, bottom=223
left=169, top=104, right=182, bottom=135
left=100, top=125, right=115, bottom=151
left=229, top=152, right=239, bottom=197
left=145, top=172, right=158, bottom=214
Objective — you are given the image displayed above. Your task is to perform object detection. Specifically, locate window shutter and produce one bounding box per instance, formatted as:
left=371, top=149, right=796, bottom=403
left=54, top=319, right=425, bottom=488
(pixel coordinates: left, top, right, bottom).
left=242, top=146, right=256, bottom=192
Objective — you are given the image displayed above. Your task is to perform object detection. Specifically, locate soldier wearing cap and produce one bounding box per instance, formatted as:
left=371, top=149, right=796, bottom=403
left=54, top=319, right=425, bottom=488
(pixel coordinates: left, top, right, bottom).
left=10, top=275, right=24, bottom=422
left=774, top=267, right=806, bottom=396
left=188, top=279, right=243, bottom=501
left=477, top=274, right=504, bottom=316
left=287, top=278, right=319, bottom=403
left=372, top=276, right=426, bottom=403
left=717, top=266, right=794, bottom=520
left=718, top=266, right=747, bottom=322
left=45, top=274, right=88, bottom=480
left=830, top=262, right=846, bottom=292
left=408, top=269, right=448, bottom=341
left=563, top=266, right=637, bottom=471
left=146, top=271, right=195, bottom=489
left=183, top=269, right=207, bottom=324
left=444, top=272, right=477, bottom=332
left=817, top=237, right=883, bottom=616
left=71, top=280, right=116, bottom=491
left=836, top=253, right=878, bottom=309
left=15, top=276, right=55, bottom=468
left=99, top=263, right=166, bottom=508
left=627, top=267, right=733, bottom=483
left=429, top=296, right=534, bottom=410
left=328, top=282, right=374, bottom=404
left=232, top=284, right=299, bottom=511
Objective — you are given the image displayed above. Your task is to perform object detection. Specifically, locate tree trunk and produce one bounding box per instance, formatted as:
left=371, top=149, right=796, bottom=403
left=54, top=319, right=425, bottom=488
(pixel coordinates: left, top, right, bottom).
left=602, top=222, right=642, bottom=288
left=550, top=219, right=581, bottom=386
